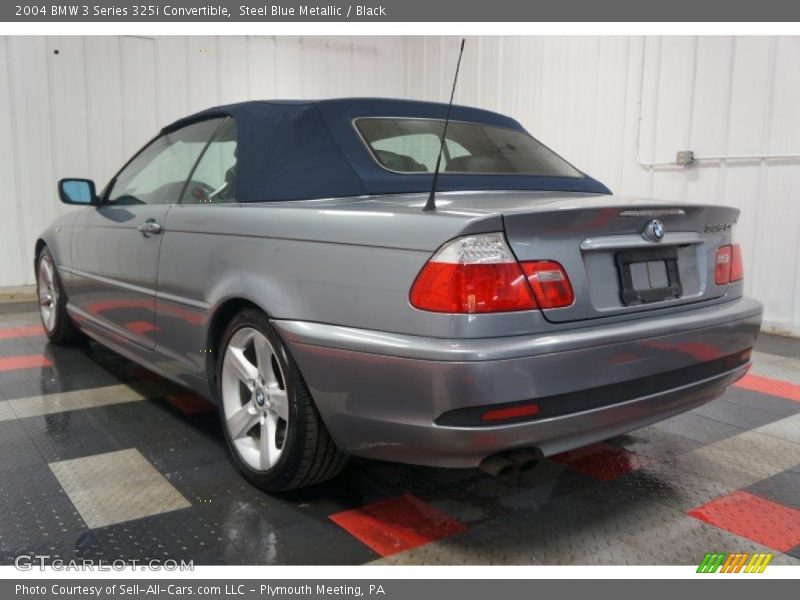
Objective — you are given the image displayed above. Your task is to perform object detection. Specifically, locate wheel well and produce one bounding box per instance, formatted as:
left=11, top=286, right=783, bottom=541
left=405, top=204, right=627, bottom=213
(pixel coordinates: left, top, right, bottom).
left=34, top=239, right=46, bottom=267
left=206, top=298, right=262, bottom=383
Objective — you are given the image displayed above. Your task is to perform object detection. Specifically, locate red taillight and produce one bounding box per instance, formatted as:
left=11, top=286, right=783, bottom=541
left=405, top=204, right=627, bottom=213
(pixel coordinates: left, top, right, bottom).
left=409, top=233, right=535, bottom=313
left=481, top=402, right=540, bottom=422
left=716, top=244, right=743, bottom=285
left=715, top=245, right=732, bottom=285
left=409, top=261, right=535, bottom=313
left=410, top=233, right=575, bottom=314
left=520, top=261, right=574, bottom=309
left=730, top=244, right=743, bottom=282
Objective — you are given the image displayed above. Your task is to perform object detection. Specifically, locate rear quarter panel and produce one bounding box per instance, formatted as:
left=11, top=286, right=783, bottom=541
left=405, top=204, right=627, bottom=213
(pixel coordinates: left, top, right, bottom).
left=154, top=200, right=509, bottom=388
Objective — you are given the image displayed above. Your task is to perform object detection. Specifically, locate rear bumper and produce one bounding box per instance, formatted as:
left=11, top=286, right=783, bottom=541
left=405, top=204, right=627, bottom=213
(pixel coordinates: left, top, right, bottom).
left=274, top=296, right=762, bottom=468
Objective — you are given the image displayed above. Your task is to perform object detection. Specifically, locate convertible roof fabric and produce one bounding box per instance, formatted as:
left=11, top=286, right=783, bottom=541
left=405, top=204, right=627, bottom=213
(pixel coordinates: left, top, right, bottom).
left=164, top=98, right=611, bottom=202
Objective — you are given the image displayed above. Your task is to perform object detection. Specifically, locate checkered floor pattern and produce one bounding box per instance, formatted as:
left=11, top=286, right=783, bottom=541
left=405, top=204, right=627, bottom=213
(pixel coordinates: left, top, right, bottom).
left=0, top=301, right=798, bottom=566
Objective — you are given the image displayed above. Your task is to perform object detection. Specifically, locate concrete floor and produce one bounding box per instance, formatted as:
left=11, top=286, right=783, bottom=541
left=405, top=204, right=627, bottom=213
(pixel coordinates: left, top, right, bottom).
left=0, top=301, right=798, bottom=566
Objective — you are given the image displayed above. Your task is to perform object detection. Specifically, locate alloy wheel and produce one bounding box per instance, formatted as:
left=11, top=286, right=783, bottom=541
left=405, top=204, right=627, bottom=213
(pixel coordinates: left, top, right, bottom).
left=37, top=254, right=58, bottom=333
left=221, top=327, right=289, bottom=471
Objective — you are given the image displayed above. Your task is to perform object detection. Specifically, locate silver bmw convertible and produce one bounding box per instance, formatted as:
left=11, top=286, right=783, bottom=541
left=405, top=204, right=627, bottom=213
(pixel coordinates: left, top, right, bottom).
left=37, top=98, right=762, bottom=491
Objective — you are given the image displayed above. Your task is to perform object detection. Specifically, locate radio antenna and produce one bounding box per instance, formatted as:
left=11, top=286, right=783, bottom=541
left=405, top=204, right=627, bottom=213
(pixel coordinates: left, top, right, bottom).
left=423, top=38, right=465, bottom=212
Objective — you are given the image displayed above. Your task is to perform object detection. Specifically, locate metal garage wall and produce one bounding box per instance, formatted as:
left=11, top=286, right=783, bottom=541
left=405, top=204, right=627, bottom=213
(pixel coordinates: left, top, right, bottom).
left=0, top=35, right=406, bottom=289
left=407, top=36, right=800, bottom=336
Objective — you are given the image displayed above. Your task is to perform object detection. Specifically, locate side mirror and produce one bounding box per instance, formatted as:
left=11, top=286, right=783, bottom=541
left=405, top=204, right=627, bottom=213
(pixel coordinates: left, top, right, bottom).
left=58, top=178, right=98, bottom=205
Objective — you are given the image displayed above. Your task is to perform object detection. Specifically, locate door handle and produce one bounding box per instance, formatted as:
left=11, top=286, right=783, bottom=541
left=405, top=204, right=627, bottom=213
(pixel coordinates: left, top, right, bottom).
left=137, top=220, right=162, bottom=236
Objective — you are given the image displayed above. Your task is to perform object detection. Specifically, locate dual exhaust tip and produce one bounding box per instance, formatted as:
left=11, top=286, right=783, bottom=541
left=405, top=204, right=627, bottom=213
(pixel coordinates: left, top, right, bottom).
left=478, top=448, right=540, bottom=478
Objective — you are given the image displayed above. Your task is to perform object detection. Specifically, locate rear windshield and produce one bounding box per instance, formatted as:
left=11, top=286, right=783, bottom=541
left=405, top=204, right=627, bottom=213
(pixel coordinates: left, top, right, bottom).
left=355, top=118, right=583, bottom=177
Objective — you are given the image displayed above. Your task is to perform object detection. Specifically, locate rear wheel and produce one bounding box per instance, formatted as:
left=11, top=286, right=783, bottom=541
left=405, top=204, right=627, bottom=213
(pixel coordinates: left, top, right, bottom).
left=36, top=247, right=83, bottom=344
left=216, top=308, right=348, bottom=491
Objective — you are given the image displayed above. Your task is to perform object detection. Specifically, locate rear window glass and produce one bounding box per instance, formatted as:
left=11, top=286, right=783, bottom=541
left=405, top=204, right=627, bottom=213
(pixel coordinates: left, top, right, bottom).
left=355, top=118, right=583, bottom=177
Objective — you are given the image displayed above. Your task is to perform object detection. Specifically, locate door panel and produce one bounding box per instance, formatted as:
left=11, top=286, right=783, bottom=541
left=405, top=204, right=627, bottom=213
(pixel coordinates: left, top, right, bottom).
left=68, top=117, right=228, bottom=349
left=152, top=117, right=239, bottom=382
left=70, top=204, right=170, bottom=348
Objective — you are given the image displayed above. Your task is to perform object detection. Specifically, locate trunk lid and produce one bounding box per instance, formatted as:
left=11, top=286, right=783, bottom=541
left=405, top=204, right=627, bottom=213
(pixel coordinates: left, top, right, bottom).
left=499, top=195, right=739, bottom=323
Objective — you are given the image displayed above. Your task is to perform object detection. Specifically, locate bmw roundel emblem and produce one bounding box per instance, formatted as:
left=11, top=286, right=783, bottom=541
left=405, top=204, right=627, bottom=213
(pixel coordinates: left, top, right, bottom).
left=643, top=219, right=665, bottom=242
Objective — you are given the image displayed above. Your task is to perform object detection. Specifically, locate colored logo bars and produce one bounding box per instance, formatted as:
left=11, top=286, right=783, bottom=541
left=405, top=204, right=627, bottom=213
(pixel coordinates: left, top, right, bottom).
left=697, top=552, right=772, bottom=573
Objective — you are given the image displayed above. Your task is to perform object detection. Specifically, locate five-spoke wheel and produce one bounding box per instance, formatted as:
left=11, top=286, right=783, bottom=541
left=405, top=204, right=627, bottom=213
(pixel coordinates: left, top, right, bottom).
left=37, top=251, right=59, bottom=334
left=35, top=247, right=82, bottom=344
left=221, top=327, right=289, bottom=471
left=216, top=308, right=348, bottom=491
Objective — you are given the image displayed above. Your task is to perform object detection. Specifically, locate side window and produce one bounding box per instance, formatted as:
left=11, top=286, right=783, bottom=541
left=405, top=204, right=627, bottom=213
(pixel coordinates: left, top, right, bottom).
left=180, top=118, right=238, bottom=204
left=372, top=133, right=440, bottom=171
left=371, top=134, right=470, bottom=172
left=106, top=118, right=225, bottom=205
left=446, top=139, right=470, bottom=161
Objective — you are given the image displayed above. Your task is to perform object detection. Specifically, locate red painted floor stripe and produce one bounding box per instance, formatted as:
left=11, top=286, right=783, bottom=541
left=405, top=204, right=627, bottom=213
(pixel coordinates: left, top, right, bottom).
left=687, top=490, right=800, bottom=552
left=0, top=354, right=52, bottom=371
left=329, top=494, right=467, bottom=557
left=551, top=442, right=657, bottom=481
left=0, top=325, right=44, bottom=340
left=736, top=374, right=800, bottom=403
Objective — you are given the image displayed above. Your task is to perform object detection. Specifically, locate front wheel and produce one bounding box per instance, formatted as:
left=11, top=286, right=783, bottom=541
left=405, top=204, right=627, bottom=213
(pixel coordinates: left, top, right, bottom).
left=216, top=308, right=348, bottom=492
left=36, top=247, right=83, bottom=345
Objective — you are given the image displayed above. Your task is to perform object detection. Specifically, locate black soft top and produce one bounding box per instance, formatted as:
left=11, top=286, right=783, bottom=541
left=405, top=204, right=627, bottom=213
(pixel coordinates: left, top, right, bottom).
left=163, top=98, right=610, bottom=202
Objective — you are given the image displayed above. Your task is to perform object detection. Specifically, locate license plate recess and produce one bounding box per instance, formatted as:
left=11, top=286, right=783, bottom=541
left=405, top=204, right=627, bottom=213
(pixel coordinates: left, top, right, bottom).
left=615, top=247, right=682, bottom=306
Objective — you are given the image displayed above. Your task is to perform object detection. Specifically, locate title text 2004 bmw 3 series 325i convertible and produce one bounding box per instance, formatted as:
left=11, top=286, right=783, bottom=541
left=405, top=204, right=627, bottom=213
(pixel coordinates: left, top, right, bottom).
left=38, top=99, right=762, bottom=491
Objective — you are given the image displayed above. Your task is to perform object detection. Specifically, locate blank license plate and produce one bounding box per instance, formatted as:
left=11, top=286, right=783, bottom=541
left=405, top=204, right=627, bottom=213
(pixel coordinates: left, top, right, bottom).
left=616, top=247, right=682, bottom=306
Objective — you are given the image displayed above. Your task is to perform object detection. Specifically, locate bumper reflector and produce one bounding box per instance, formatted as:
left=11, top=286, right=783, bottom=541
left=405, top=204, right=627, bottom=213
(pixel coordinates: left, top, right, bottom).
left=481, top=402, right=540, bottom=422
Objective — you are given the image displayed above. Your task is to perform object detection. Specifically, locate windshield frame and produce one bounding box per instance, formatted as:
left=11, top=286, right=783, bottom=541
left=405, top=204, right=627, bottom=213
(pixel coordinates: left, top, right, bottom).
left=352, top=116, right=585, bottom=179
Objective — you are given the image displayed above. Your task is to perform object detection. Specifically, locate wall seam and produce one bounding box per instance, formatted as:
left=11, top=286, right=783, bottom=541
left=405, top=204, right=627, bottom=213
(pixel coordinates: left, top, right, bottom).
left=682, top=35, right=699, bottom=203
left=716, top=37, right=737, bottom=207
left=5, top=39, right=28, bottom=283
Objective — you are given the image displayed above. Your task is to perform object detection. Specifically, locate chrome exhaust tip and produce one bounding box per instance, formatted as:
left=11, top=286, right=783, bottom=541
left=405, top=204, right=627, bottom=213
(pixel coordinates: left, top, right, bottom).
left=504, top=449, right=540, bottom=473
left=478, top=454, right=518, bottom=478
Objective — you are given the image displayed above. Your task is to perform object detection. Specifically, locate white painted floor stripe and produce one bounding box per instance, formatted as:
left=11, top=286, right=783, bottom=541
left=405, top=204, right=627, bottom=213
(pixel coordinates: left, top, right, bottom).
left=49, top=448, right=191, bottom=529
left=750, top=351, right=800, bottom=385
left=677, top=427, right=800, bottom=491
left=754, top=413, right=800, bottom=446
left=0, top=383, right=166, bottom=422
left=0, top=401, right=14, bottom=422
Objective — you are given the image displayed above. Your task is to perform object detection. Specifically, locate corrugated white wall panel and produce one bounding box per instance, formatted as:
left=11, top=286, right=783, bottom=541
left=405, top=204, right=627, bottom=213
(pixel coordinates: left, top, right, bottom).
left=246, top=37, right=276, bottom=100
left=186, top=37, right=219, bottom=112
left=84, top=37, right=126, bottom=189
left=408, top=35, right=800, bottom=336
left=155, top=37, right=190, bottom=125
left=6, top=37, right=57, bottom=280
left=120, top=37, right=158, bottom=158
left=0, top=37, right=26, bottom=286
left=217, top=37, right=249, bottom=104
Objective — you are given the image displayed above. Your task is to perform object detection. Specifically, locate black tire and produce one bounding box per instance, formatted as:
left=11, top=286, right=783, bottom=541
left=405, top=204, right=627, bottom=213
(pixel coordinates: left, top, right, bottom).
left=216, top=308, right=348, bottom=492
left=36, top=247, right=84, bottom=345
